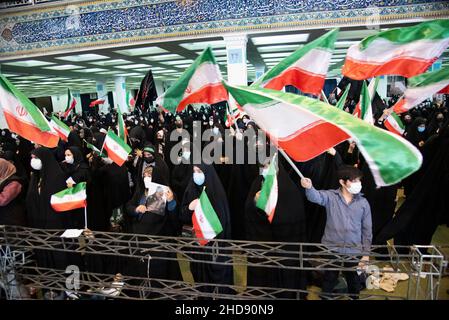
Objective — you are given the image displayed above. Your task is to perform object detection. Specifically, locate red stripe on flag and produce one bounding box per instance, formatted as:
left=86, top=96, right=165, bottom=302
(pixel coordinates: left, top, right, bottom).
left=392, top=99, right=407, bottom=114
left=264, top=68, right=325, bottom=96
left=342, top=56, right=435, bottom=80
left=177, top=83, right=228, bottom=112
left=275, top=121, right=350, bottom=162
left=438, top=84, right=449, bottom=94
left=4, top=111, right=59, bottom=148
left=52, top=200, right=86, bottom=212
left=104, top=143, right=126, bottom=167
left=53, top=127, right=68, bottom=142
left=384, top=121, right=403, bottom=136
left=192, top=212, right=208, bottom=246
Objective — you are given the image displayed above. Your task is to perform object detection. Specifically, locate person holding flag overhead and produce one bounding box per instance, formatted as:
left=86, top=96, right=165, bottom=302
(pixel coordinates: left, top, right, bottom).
left=301, top=165, right=372, bottom=299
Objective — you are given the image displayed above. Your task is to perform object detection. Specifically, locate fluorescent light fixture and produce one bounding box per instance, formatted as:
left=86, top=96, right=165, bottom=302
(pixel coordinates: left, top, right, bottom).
left=257, top=44, right=301, bottom=53
left=90, top=59, right=133, bottom=66
left=43, top=64, right=85, bottom=71
left=74, top=68, right=108, bottom=73
left=96, top=71, right=124, bottom=75
left=116, top=73, right=144, bottom=77
left=1, top=73, right=21, bottom=77
left=4, top=60, right=55, bottom=67
left=251, top=33, right=309, bottom=46
left=180, top=40, right=225, bottom=51
left=114, top=47, right=168, bottom=56
left=133, top=68, right=152, bottom=72
left=175, top=64, right=193, bottom=68
left=335, top=41, right=359, bottom=48
left=142, top=54, right=184, bottom=61
left=162, top=60, right=194, bottom=65
left=261, top=52, right=292, bottom=58
left=115, top=64, right=151, bottom=69
left=55, top=54, right=109, bottom=62
left=337, top=29, right=379, bottom=40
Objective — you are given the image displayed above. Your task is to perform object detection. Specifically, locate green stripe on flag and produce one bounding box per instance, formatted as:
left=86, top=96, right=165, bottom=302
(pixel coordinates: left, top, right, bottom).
left=53, top=182, right=87, bottom=198
left=360, top=19, right=449, bottom=50
left=408, top=65, right=449, bottom=88
left=199, top=190, right=223, bottom=235
left=51, top=115, right=70, bottom=131
left=336, top=83, right=351, bottom=110
left=223, top=83, right=422, bottom=186
left=0, top=75, right=53, bottom=132
left=391, top=112, right=405, bottom=129
left=107, top=130, right=132, bottom=154
left=256, top=155, right=277, bottom=212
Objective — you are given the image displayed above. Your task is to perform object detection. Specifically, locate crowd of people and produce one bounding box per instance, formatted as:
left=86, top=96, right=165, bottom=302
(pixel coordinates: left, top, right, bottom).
left=0, top=88, right=448, bottom=299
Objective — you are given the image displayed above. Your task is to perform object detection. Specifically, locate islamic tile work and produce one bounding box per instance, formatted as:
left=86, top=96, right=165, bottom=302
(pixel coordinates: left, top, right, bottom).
left=0, top=0, right=448, bottom=58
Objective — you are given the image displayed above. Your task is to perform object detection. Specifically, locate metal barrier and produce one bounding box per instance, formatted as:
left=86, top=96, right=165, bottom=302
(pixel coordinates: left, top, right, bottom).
left=0, top=225, right=447, bottom=300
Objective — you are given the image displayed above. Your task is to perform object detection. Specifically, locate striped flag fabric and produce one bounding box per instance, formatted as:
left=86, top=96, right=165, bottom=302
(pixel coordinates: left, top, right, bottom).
left=126, top=91, right=135, bottom=110
left=384, top=112, right=405, bottom=136
left=192, top=188, right=223, bottom=246
left=50, top=182, right=87, bottom=212
left=50, top=115, right=71, bottom=142
left=252, top=29, right=338, bottom=95
left=393, top=66, right=449, bottom=114
left=89, top=99, right=105, bottom=107
left=256, top=154, right=278, bottom=223
left=63, top=89, right=77, bottom=119
left=353, top=78, right=378, bottom=124
left=224, top=82, right=422, bottom=187
left=85, top=140, right=106, bottom=158
left=155, top=47, right=228, bottom=113
left=0, top=75, right=59, bottom=148
left=342, top=19, right=449, bottom=80
left=117, top=109, right=128, bottom=142
left=335, top=83, right=351, bottom=110
left=102, top=130, right=131, bottom=166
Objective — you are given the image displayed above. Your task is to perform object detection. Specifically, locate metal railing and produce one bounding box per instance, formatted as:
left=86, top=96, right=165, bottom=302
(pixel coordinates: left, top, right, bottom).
left=0, top=225, right=447, bottom=300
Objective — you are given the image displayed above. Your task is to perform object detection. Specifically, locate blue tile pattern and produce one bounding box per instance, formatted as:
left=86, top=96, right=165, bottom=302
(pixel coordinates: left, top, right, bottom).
left=0, top=0, right=448, bottom=57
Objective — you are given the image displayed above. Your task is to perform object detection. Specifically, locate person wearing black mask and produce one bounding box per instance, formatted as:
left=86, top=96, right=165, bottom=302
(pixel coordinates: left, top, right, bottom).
left=134, top=144, right=170, bottom=188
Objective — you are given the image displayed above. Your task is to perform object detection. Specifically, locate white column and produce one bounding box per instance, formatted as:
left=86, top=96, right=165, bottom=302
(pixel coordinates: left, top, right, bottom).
left=224, top=34, right=248, bottom=110
left=255, top=65, right=265, bottom=80
left=114, top=76, right=127, bottom=113
left=154, top=79, right=164, bottom=97
left=72, top=90, right=82, bottom=114
left=96, top=80, right=110, bottom=114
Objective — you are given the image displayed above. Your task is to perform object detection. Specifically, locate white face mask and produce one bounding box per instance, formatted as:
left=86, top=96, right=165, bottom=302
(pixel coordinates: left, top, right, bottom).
left=261, top=168, right=269, bottom=177
left=212, top=127, right=219, bottom=135
left=182, top=151, right=191, bottom=160
left=144, top=176, right=152, bottom=189
left=102, top=157, right=113, bottom=165
left=346, top=181, right=362, bottom=195
left=30, top=158, right=42, bottom=171
left=65, top=155, right=74, bottom=164
left=209, top=121, right=214, bottom=126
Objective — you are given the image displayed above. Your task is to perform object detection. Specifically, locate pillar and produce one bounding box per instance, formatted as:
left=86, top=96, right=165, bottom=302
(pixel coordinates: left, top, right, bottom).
left=114, top=76, right=128, bottom=113
left=96, top=80, right=110, bottom=114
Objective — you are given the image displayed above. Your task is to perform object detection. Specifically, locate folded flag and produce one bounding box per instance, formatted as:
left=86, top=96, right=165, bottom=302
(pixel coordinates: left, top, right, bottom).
left=117, top=108, right=128, bottom=142
left=256, top=153, right=278, bottom=223
left=224, top=82, right=422, bottom=186
left=384, top=112, right=405, bottom=136
left=252, top=29, right=338, bottom=95
left=50, top=115, right=71, bottom=142
left=353, top=79, right=378, bottom=125
left=50, top=182, right=87, bottom=212
left=393, top=66, right=449, bottom=114
left=156, top=47, right=228, bottom=113
left=0, top=75, right=59, bottom=148
left=85, top=140, right=106, bottom=158
left=102, top=130, right=131, bottom=166
left=192, top=188, right=223, bottom=246
left=342, top=19, right=449, bottom=80
left=63, top=88, right=77, bottom=119
left=335, top=83, right=351, bottom=110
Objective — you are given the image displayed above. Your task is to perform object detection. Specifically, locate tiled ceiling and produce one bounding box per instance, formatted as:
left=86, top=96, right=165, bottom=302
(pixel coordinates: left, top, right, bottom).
left=1, top=22, right=448, bottom=98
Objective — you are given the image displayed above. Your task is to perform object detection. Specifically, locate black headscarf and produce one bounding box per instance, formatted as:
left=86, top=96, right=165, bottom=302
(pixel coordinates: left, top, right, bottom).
left=60, top=146, right=90, bottom=184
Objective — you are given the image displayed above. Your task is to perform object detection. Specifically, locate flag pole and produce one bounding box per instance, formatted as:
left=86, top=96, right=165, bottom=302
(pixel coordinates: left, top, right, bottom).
left=321, top=90, right=330, bottom=104
left=278, top=148, right=305, bottom=179
left=84, top=205, right=88, bottom=230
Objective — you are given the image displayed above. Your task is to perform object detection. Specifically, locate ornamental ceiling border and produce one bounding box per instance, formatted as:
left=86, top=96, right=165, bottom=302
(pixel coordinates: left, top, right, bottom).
left=0, top=0, right=448, bottom=60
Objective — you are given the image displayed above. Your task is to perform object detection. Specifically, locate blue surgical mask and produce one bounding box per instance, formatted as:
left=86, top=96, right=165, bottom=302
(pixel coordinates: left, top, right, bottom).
left=418, top=126, right=425, bottom=133
left=193, top=172, right=205, bottom=186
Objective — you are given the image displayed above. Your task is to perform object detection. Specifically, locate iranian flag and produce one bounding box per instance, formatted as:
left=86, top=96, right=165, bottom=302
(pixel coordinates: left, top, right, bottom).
left=393, top=66, right=449, bottom=114
left=384, top=112, right=405, bottom=136
left=117, top=109, right=128, bottom=142
left=89, top=99, right=105, bottom=107
left=50, top=182, right=87, bottom=212
left=0, top=75, right=59, bottom=148
left=252, top=29, right=338, bottom=95
left=85, top=140, right=106, bottom=158
left=192, top=188, right=223, bottom=246
left=256, top=154, right=278, bottom=223
left=335, top=83, right=351, bottom=110
left=63, top=89, right=77, bottom=119
left=224, top=82, right=422, bottom=186
left=353, top=79, right=378, bottom=125
left=102, top=130, right=131, bottom=166
left=126, top=91, right=135, bottom=110
left=155, top=47, right=228, bottom=113
left=342, top=19, right=449, bottom=80
left=50, top=115, right=71, bottom=142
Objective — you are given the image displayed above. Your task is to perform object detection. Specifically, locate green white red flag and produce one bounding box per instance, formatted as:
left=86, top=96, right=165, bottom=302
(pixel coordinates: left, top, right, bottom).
left=335, top=83, right=351, bottom=110
left=256, top=154, right=278, bottom=223
left=192, top=188, right=223, bottom=246
left=252, top=29, right=338, bottom=95
left=393, top=66, right=449, bottom=114
left=117, top=109, right=128, bottom=142
left=50, top=182, right=87, bottom=212
left=384, top=112, right=405, bottom=136
left=342, top=19, right=449, bottom=80
left=63, top=89, right=77, bottom=119
left=102, top=130, right=131, bottom=166
left=50, top=115, right=71, bottom=142
left=155, top=47, right=228, bottom=113
left=126, top=91, right=135, bottom=110
left=224, top=82, right=422, bottom=187
left=353, top=78, right=378, bottom=125
left=0, top=75, right=59, bottom=148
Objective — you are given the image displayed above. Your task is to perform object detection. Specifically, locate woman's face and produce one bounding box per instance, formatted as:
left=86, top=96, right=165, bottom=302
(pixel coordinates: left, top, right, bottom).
left=193, top=166, right=203, bottom=174
left=65, top=150, right=73, bottom=158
